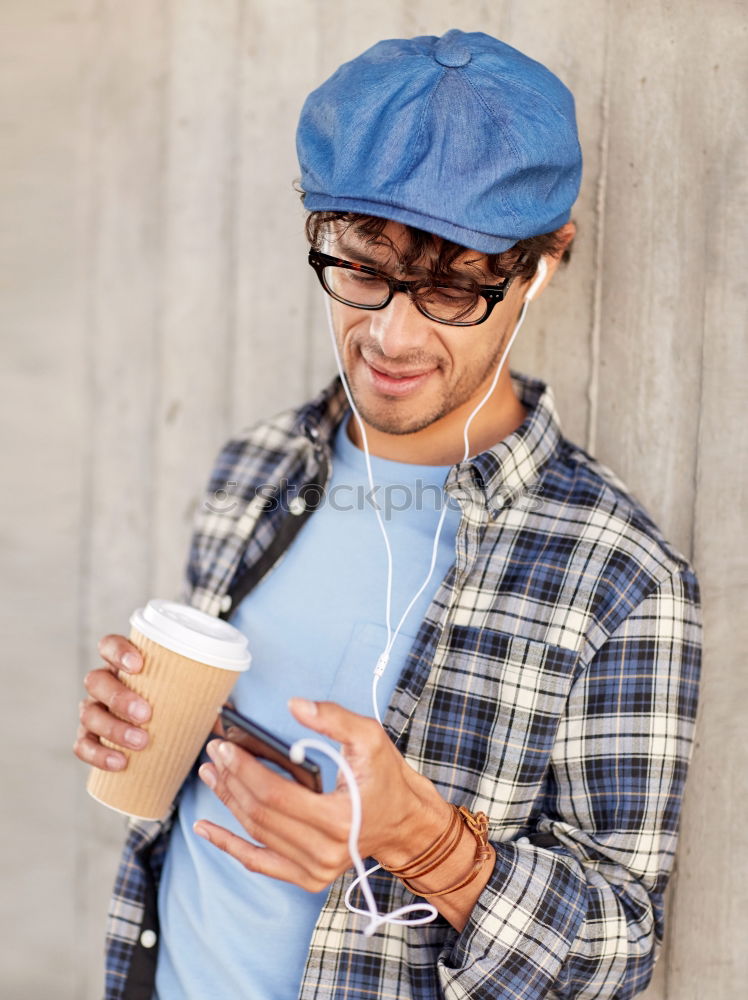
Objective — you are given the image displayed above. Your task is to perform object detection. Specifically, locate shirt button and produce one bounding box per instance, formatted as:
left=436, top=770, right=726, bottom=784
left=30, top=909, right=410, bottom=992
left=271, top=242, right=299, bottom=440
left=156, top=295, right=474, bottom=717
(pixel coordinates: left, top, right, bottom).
left=220, top=594, right=232, bottom=612
left=140, top=929, right=157, bottom=949
left=289, top=496, right=306, bottom=516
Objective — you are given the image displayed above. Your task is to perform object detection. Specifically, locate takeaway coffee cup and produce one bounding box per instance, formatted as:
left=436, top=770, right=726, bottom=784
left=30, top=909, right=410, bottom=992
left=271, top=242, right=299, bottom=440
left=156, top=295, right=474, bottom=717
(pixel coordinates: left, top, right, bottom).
left=86, top=599, right=251, bottom=821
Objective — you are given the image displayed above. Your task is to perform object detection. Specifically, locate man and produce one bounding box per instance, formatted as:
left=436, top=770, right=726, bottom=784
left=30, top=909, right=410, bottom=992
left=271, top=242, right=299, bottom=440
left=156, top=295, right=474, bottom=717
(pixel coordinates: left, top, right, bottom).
left=75, top=30, right=702, bottom=1000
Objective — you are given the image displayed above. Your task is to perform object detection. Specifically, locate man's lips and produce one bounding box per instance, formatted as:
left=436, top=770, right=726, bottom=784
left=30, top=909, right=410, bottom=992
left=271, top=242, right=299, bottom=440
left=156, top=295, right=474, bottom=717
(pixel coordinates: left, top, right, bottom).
left=362, top=357, right=438, bottom=396
left=368, top=361, right=434, bottom=379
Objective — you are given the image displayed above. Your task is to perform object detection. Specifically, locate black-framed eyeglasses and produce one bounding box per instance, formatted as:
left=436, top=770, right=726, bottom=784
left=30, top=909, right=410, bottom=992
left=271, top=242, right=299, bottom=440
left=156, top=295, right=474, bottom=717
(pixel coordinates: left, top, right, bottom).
left=307, top=248, right=515, bottom=327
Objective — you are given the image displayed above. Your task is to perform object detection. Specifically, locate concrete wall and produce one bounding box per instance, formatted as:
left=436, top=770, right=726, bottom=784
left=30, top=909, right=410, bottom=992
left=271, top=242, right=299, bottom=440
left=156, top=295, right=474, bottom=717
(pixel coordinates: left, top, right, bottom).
left=2, top=1, right=745, bottom=996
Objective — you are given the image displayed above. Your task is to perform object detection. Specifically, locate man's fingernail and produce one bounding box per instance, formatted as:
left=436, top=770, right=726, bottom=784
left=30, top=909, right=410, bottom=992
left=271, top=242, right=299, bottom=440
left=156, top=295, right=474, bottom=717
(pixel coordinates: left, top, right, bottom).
left=193, top=821, right=211, bottom=840
left=217, top=741, right=234, bottom=764
left=107, top=753, right=125, bottom=770
left=130, top=701, right=150, bottom=722
left=199, top=764, right=216, bottom=789
left=122, top=652, right=141, bottom=672
left=290, top=697, right=317, bottom=717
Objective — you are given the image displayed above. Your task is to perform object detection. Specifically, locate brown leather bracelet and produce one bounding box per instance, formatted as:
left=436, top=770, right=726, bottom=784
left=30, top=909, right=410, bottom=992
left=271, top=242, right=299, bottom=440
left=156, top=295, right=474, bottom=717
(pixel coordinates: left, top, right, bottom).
left=382, top=803, right=461, bottom=879
left=395, top=807, right=464, bottom=880
left=402, top=806, right=493, bottom=899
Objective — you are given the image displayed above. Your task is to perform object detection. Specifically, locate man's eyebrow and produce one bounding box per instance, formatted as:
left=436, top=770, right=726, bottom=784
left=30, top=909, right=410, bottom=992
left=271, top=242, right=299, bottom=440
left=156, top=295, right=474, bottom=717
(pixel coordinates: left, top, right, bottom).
left=332, top=242, right=494, bottom=282
left=333, top=242, right=392, bottom=269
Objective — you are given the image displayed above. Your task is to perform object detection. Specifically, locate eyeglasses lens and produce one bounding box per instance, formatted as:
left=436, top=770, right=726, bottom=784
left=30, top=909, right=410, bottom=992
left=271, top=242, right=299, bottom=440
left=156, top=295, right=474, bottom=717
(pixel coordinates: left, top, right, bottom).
left=322, top=266, right=390, bottom=308
left=322, top=265, right=489, bottom=324
left=417, top=288, right=489, bottom=324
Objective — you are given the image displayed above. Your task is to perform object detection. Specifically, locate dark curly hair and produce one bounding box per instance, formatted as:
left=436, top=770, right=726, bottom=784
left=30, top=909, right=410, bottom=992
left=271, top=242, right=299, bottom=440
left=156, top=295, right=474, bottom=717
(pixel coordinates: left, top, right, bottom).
left=304, top=210, right=573, bottom=291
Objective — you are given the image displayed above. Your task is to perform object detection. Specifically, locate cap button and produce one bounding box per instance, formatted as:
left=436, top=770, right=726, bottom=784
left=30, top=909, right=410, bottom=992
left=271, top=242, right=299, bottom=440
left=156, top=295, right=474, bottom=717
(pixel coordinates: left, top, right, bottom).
left=434, top=37, right=472, bottom=69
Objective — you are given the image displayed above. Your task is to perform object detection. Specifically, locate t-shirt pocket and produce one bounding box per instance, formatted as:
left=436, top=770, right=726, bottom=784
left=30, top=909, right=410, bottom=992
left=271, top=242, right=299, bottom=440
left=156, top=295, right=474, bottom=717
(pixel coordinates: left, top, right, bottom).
left=327, top=621, right=419, bottom=720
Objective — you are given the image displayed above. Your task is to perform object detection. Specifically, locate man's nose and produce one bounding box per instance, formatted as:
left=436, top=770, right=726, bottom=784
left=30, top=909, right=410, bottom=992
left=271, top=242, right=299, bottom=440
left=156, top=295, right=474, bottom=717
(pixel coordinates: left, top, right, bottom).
left=368, top=291, right=429, bottom=357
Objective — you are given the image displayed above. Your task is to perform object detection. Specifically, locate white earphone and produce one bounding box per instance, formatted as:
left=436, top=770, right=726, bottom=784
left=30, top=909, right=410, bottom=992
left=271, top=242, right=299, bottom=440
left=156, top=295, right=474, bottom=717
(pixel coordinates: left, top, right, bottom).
left=524, top=255, right=548, bottom=302
left=298, top=246, right=549, bottom=935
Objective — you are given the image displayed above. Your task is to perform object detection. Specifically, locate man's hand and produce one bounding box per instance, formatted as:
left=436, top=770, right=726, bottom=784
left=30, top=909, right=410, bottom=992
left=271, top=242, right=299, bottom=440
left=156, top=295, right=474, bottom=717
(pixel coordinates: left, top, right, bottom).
left=73, top=635, right=152, bottom=771
left=193, top=698, right=452, bottom=894
left=73, top=637, right=231, bottom=771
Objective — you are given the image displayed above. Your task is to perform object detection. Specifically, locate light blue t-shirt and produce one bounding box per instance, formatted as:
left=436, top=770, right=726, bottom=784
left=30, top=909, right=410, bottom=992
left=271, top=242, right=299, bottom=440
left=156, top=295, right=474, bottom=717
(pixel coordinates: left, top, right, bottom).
left=154, top=414, right=461, bottom=1000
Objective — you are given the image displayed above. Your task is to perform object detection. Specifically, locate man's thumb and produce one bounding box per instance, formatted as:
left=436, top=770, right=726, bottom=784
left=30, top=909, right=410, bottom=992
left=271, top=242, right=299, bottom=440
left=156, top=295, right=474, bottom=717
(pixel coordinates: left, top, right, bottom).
left=288, top=698, right=363, bottom=746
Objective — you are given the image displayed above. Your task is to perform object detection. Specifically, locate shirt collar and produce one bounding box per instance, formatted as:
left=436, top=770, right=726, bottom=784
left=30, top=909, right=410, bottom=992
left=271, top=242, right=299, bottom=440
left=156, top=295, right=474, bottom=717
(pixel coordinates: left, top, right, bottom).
left=294, top=376, right=349, bottom=447
left=461, top=371, right=563, bottom=516
left=294, top=371, right=563, bottom=514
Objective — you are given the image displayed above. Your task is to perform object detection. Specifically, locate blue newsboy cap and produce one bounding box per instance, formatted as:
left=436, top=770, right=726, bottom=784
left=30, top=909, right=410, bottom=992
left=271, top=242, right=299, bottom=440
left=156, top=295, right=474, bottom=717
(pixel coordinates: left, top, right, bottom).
left=297, top=29, right=582, bottom=254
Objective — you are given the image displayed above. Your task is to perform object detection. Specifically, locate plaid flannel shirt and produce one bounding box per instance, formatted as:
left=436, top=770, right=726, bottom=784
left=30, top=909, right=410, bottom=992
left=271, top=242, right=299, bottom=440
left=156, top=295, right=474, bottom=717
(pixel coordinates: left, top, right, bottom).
left=105, top=371, right=701, bottom=1000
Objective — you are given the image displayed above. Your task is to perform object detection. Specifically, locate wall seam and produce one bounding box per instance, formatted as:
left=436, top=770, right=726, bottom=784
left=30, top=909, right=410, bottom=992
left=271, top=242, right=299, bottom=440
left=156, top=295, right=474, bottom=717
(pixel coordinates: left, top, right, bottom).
left=226, top=0, right=244, bottom=436
left=586, top=0, right=611, bottom=457
left=665, top=35, right=711, bottom=1000
left=148, top=0, right=173, bottom=595
left=687, top=197, right=709, bottom=569
left=302, top=9, right=327, bottom=397
left=75, top=2, right=104, bottom=994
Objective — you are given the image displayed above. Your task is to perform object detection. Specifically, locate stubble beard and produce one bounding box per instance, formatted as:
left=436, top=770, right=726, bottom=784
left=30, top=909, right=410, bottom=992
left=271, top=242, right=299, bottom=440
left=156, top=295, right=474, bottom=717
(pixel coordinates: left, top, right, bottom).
left=343, top=334, right=508, bottom=437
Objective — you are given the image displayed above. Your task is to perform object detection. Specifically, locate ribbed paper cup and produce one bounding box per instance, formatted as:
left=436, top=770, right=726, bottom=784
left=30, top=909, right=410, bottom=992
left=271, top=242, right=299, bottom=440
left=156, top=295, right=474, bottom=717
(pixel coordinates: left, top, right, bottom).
left=87, top=599, right=251, bottom=821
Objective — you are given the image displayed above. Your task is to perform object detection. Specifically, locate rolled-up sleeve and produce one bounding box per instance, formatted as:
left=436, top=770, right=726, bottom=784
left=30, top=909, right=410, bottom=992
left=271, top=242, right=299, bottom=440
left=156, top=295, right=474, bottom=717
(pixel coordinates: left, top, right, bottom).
left=438, top=567, right=702, bottom=1000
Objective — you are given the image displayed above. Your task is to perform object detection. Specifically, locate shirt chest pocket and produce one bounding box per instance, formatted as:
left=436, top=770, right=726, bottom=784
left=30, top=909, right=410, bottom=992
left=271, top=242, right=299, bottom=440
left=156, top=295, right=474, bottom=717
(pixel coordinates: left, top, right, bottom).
left=402, top=628, right=578, bottom=814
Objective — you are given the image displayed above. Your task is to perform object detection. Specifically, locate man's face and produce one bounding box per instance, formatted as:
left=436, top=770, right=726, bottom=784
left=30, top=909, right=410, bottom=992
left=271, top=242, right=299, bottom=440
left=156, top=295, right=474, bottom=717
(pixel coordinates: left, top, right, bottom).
left=325, top=221, right=527, bottom=438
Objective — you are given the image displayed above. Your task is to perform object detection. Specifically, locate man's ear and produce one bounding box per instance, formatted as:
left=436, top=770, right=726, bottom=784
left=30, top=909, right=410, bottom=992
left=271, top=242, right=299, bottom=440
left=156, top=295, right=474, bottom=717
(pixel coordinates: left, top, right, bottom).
left=523, top=221, right=576, bottom=301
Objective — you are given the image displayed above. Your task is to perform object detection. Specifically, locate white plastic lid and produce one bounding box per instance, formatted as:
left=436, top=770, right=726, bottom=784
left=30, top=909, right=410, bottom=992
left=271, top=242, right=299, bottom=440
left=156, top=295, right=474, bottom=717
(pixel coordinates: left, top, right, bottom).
left=129, top=599, right=251, bottom=672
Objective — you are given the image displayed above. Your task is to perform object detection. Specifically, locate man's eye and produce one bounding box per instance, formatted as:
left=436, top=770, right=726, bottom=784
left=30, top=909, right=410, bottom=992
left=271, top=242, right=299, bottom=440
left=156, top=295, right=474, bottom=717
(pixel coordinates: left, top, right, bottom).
left=348, top=272, right=385, bottom=285
left=428, top=287, right=473, bottom=303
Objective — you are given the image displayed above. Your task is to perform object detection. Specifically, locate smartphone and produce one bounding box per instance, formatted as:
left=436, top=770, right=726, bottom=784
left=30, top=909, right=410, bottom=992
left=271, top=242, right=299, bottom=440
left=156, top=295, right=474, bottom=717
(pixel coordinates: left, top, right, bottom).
left=218, top=705, right=323, bottom=793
